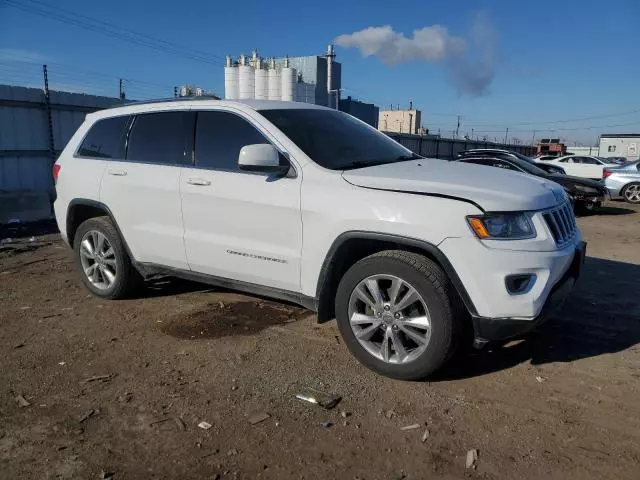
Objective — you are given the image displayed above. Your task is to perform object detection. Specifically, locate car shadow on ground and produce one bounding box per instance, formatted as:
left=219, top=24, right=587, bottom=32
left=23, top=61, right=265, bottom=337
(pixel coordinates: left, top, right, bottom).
left=592, top=205, right=636, bottom=216
left=134, top=277, right=214, bottom=299
left=0, top=219, right=59, bottom=240
left=434, top=256, right=640, bottom=380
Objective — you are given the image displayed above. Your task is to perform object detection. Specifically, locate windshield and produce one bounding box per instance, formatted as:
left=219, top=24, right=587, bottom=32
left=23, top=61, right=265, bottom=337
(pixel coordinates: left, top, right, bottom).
left=259, top=109, right=418, bottom=170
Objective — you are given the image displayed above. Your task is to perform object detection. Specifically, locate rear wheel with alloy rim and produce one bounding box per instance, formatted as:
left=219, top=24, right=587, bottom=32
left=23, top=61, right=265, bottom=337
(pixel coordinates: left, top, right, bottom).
left=622, top=183, right=640, bottom=204
left=73, top=217, right=142, bottom=299
left=335, top=250, right=463, bottom=380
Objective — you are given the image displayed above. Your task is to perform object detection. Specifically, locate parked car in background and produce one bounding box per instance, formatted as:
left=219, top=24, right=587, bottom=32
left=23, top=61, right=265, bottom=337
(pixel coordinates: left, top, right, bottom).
left=603, top=161, right=640, bottom=203
left=602, top=156, right=628, bottom=165
left=536, top=155, right=619, bottom=180
left=456, top=155, right=607, bottom=214
left=536, top=155, right=561, bottom=162
left=52, top=98, right=585, bottom=380
left=457, top=149, right=566, bottom=175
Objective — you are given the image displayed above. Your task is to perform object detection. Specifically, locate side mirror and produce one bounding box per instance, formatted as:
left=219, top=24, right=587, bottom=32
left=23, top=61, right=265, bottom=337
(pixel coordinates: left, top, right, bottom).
left=238, top=144, right=289, bottom=175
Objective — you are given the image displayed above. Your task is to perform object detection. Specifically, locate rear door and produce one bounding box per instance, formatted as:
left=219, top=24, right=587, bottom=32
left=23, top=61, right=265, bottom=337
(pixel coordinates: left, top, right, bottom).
left=180, top=109, right=302, bottom=292
left=99, top=110, right=194, bottom=269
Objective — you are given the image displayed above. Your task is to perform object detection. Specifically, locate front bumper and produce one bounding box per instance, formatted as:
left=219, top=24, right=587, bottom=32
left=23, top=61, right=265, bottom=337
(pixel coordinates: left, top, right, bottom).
left=472, top=241, right=586, bottom=342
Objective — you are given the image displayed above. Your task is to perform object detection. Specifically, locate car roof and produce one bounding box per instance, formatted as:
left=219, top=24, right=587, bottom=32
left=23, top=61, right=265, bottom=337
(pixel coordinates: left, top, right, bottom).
left=87, top=98, right=331, bottom=120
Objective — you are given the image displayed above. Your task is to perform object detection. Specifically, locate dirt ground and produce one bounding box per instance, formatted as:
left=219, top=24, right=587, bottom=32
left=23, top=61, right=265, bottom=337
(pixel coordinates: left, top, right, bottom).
left=1, top=202, right=639, bottom=480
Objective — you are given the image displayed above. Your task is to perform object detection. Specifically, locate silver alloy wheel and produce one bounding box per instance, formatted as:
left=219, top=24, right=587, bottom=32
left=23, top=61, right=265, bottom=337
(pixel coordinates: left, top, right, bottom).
left=624, top=184, right=640, bottom=203
left=79, top=230, right=117, bottom=290
left=347, top=274, right=431, bottom=364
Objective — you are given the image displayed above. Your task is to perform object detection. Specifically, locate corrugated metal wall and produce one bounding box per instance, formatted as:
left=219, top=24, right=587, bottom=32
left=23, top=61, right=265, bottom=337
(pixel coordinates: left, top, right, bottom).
left=0, top=84, right=123, bottom=195
left=384, top=132, right=536, bottom=160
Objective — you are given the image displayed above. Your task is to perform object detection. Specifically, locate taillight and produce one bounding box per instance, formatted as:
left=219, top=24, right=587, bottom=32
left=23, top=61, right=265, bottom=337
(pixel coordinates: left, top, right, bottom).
left=602, top=170, right=612, bottom=179
left=53, top=163, right=61, bottom=183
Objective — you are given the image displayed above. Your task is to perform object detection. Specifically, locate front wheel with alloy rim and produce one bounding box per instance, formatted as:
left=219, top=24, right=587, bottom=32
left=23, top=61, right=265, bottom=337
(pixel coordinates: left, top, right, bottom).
left=73, top=217, right=142, bottom=299
left=335, top=250, right=463, bottom=380
left=622, top=183, right=640, bottom=204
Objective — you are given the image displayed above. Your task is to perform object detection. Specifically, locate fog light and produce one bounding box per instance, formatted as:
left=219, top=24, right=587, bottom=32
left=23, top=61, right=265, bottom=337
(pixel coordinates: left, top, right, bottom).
left=505, top=274, right=536, bottom=295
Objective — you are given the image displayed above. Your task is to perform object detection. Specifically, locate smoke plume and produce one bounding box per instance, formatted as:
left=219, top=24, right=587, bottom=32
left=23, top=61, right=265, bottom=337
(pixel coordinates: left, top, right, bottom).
left=334, top=14, right=498, bottom=96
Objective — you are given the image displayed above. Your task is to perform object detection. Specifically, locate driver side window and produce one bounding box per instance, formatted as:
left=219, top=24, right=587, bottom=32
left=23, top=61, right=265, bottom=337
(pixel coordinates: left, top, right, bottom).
left=194, top=111, right=286, bottom=172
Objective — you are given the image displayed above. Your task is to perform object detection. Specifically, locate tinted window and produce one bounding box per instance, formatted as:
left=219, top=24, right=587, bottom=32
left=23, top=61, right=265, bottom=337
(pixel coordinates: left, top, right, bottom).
left=492, top=160, right=519, bottom=171
left=127, top=112, right=193, bottom=165
left=77, top=115, right=131, bottom=159
left=260, top=109, right=417, bottom=170
left=581, top=157, right=599, bottom=165
left=195, top=111, right=271, bottom=171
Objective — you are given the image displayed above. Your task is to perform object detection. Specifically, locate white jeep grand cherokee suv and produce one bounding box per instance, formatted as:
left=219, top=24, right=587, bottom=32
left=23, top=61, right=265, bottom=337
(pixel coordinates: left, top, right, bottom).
left=53, top=99, right=585, bottom=380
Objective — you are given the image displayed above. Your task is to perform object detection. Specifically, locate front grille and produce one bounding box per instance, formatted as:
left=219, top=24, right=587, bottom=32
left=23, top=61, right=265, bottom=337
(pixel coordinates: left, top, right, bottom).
left=542, top=202, right=577, bottom=247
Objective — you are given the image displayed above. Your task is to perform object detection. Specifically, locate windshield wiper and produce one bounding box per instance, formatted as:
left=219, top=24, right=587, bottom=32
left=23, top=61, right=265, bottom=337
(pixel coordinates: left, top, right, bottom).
left=395, top=153, right=422, bottom=161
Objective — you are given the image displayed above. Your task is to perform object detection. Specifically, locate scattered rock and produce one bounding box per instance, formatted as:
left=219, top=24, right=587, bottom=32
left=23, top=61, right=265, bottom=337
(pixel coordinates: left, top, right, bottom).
left=58, top=361, right=66, bottom=366
left=248, top=412, right=271, bottom=425
left=421, top=428, right=430, bottom=442
left=212, top=475, right=221, bottom=480
left=385, top=409, right=395, bottom=419
left=340, top=411, right=350, bottom=419
left=466, top=449, right=479, bottom=469
left=226, top=448, right=238, bottom=456
left=400, top=423, right=420, bottom=431
left=536, top=376, right=546, bottom=383
left=13, top=343, right=25, bottom=349
left=231, top=385, right=238, bottom=391
left=15, top=394, right=30, bottom=407
left=319, top=421, right=332, bottom=428
left=99, top=470, right=115, bottom=479
left=198, top=421, right=212, bottom=430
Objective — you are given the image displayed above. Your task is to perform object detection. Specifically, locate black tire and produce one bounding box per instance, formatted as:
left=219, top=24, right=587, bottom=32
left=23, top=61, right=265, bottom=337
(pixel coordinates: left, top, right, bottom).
left=73, top=216, right=142, bottom=299
left=575, top=200, right=600, bottom=216
left=335, top=250, right=463, bottom=380
left=622, top=183, right=640, bottom=204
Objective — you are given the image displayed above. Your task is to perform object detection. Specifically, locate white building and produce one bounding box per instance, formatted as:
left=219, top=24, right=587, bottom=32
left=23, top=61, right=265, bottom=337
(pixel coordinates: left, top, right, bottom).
left=599, top=134, right=640, bottom=160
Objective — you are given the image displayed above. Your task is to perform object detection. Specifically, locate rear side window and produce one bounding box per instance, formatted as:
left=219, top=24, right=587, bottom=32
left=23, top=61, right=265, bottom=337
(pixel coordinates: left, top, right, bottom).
left=77, top=115, right=131, bottom=159
left=194, top=111, right=270, bottom=171
left=127, top=112, right=194, bottom=165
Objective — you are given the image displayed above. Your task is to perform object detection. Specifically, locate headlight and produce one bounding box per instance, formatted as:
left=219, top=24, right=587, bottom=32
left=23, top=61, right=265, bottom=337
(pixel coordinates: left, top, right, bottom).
left=467, top=213, right=536, bottom=240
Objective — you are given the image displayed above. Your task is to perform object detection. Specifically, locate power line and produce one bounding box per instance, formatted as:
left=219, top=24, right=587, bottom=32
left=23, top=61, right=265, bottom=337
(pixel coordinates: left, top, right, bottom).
left=3, top=0, right=224, bottom=65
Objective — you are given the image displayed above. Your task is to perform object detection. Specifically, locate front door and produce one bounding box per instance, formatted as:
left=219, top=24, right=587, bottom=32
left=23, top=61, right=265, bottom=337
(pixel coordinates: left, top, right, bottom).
left=100, top=111, right=193, bottom=269
left=180, top=109, right=302, bottom=292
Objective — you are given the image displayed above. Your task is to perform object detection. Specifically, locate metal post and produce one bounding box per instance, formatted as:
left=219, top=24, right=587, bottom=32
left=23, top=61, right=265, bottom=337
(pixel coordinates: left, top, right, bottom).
left=119, top=79, right=125, bottom=100
left=455, top=115, right=461, bottom=139
left=43, top=64, right=55, bottom=162
left=174, top=86, right=178, bottom=98
left=435, top=138, right=440, bottom=158
left=504, top=127, right=509, bottom=144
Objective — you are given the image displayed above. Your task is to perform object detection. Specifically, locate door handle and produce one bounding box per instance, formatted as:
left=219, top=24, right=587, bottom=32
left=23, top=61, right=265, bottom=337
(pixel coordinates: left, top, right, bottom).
left=107, top=169, right=127, bottom=176
left=186, top=178, right=211, bottom=186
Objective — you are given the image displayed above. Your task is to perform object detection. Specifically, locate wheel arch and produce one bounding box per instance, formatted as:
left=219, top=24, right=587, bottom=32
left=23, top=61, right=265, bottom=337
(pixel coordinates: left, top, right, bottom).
left=314, top=231, right=478, bottom=323
left=66, top=199, right=134, bottom=259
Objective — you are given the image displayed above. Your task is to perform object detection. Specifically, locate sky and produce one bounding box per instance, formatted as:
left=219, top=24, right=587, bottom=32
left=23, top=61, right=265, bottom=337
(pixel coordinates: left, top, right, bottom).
left=1, top=0, right=639, bottom=145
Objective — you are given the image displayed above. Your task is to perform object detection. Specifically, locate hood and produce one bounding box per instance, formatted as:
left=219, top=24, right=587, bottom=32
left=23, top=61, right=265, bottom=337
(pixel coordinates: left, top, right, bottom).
left=548, top=173, right=604, bottom=189
left=341, top=159, right=564, bottom=212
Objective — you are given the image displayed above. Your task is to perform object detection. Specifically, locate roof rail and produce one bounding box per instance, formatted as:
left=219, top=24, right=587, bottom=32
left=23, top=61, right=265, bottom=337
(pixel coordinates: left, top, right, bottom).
left=114, top=96, right=221, bottom=108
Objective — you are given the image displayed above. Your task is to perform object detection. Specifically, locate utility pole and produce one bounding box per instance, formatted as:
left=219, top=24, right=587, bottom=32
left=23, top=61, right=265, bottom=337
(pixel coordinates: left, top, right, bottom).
left=119, top=79, right=125, bottom=100
left=174, top=86, right=178, bottom=98
left=42, top=64, right=55, bottom=162
left=504, top=127, right=509, bottom=144
left=455, top=115, right=461, bottom=139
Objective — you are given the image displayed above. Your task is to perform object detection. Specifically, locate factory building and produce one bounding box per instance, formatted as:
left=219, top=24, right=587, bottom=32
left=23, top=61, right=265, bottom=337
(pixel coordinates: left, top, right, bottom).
left=378, top=103, right=422, bottom=134
left=599, top=133, right=640, bottom=161
left=224, top=46, right=342, bottom=107
left=339, top=96, right=379, bottom=128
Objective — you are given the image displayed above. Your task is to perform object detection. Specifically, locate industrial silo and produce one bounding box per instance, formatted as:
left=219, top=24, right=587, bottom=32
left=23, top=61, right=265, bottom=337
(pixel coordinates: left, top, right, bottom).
left=280, top=57, right=296, bottom=102
left=254, top=59, right=268, bottom=100
left=224, top=56, right=238, bottom=100
left=238, top=54, right=254, bottom=100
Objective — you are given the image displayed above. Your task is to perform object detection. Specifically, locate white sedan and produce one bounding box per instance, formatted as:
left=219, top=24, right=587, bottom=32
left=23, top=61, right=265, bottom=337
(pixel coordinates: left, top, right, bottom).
left=536, top=155, right=619, bottom=180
